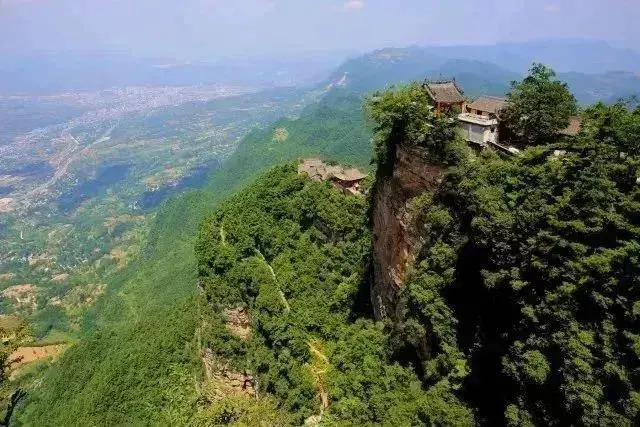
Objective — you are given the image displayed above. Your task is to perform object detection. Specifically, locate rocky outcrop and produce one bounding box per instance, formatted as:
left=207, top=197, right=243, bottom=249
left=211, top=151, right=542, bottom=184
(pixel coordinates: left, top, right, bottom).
left=371, top=144, right=444, bottom=321
left=201, top=348, right=255, bottom=399
left=224, top=307, right=252, bottom=340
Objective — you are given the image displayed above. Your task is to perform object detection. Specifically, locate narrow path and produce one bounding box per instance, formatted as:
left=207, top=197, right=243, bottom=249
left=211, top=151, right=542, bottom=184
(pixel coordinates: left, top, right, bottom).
left=307, top=341, right=329, bottom=363
left=307, top=340, right=330, bottom=412
left=254, top=248, right=290, bottom=313
left=219, top=225, right=227, bottom=246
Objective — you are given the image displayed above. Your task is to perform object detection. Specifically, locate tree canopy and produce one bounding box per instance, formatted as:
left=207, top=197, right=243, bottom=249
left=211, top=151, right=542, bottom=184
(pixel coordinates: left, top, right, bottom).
left=366, top=83, right=463, bottom=171
left=501, top=63, right=578, bottom=146
left=391, top=100, right=640, bottom=425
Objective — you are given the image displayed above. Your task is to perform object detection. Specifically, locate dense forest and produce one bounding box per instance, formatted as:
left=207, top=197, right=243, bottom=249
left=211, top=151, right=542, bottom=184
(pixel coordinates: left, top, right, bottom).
left=194, top=165, right=471, bottom=424
left=191, top=65, right=640, bottom=424
left=365, top=66, right=640, bottom=425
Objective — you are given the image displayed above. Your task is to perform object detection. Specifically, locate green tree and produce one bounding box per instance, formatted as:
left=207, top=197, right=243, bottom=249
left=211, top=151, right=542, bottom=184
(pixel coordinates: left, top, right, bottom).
left=582, top=100, right=640, bottom=156
left=400, top=105, right=640, bottom=424
left=501, top=63, right=578, bottom=145
left=0, top=317, right=28, bottom=426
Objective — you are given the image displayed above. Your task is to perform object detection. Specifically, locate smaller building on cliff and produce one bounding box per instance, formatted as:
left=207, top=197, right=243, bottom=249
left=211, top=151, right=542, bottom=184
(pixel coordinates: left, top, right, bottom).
left=458, top=96, right=506, bottom=147
left=298, top=158, right=367, bottom=195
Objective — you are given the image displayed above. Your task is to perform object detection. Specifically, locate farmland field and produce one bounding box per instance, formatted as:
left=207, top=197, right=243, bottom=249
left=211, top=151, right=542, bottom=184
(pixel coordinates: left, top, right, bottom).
left=0, top=84, right=316, bottom=341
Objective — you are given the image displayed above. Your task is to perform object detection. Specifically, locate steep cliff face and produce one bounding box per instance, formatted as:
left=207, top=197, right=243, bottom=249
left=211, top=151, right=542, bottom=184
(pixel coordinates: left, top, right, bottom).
left=371, top=144, right=444, bottom=321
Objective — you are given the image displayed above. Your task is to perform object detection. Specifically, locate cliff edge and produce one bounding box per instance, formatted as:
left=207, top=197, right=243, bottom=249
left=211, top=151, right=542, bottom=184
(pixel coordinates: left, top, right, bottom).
left=371, top=144, right=444, bottom=320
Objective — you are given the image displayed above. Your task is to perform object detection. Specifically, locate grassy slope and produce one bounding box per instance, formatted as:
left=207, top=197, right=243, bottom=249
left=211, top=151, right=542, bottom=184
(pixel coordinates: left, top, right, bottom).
left=15, top=87, right=372, bottom=425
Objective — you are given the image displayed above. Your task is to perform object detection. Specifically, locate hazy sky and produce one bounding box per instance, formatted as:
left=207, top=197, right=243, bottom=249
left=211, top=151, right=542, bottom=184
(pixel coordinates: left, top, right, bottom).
left=0, top=0, right=638, bottom=58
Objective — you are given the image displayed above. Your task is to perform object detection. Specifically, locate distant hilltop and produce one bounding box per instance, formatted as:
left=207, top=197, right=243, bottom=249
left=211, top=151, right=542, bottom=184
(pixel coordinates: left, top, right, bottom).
left=326, top=42, right=640, bottom=104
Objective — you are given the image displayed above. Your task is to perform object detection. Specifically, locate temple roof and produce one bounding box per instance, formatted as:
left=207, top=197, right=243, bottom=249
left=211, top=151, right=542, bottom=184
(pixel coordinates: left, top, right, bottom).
left=298, top=159, right=367, bottom=183
left=468, top=96, right=507, bottom=115
left=424, top=81, right=465, bottom=104
left=333, top=168, right=367, bottom=182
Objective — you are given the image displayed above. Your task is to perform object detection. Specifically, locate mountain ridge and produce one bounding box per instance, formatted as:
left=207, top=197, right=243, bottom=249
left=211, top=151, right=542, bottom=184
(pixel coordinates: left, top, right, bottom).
left=327, top=44, right=640, bottom=104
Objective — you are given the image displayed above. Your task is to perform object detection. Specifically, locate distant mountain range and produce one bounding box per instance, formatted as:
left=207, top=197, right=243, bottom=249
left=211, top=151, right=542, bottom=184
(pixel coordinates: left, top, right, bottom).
left=1, top=40, right=639, bottom=98
left=419, top=40, right=640, bottom=74
left=327, top=42, right=640, bottom=104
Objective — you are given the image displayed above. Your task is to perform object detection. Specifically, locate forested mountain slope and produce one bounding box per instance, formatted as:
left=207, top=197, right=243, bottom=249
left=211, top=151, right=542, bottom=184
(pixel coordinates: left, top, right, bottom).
left=364, top=79, right=640, bottom=424
left=194, top=165, right=471, bottom=425
left=14, top=84, right=373, bottom=424
left=13, top=49, right=640, bottom=425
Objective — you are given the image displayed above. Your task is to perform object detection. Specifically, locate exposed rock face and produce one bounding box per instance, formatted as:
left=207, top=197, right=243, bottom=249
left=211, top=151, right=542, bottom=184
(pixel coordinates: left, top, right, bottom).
left=224, top=307, right=252, bottom=340
left=371, top=145, right=444, bottom=321
left=201, top=348, right=255, bottom=399
left=1, top=284, right=38, bottom=311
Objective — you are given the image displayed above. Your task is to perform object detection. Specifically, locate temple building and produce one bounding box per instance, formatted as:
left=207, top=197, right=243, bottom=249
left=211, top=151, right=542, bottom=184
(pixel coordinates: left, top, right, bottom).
left=423, top=80, right=583, bottom=155
left=298, top=158, right=367, bottom=195
left=423, top=80, right=465, bottom=115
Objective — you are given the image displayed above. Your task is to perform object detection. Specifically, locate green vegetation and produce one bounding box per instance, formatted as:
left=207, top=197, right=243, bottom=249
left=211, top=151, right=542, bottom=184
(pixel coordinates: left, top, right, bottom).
left=0, top=318, right=27, bottom=386
left=501, top=63, right=578, bottom=145
left=14, top=85, right=374, bottom=425
left=0, top=316, right=29, bottom=425
left=195, top=164, right=472, bottom=425
left=14, top=191, right=208, bottom=424
left=219, top=89, right=373, bottom=179
left=19, top=300, right=199, bottom=425
left=369, top=69, right=640, bottom=425
left=366, top=82, right=464, bottom=170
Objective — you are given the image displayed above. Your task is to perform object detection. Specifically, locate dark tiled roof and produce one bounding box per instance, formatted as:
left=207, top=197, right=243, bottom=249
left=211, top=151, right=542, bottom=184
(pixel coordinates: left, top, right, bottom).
left=559, top=117, right=582, bottom=136
left=424, top=81, right=465, bottom=104
left=468, top=96, right=507, bottom=115
left=298, top=159, right=367, bottom=182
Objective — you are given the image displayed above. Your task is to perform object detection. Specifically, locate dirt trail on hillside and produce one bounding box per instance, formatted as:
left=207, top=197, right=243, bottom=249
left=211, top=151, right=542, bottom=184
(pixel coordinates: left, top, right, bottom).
left=9, top=344, right=67, bottom=368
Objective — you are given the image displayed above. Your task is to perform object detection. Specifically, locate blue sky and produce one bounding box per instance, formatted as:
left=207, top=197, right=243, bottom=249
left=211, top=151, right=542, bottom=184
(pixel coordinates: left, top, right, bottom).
left=0, top=0, right=637, bottom=58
